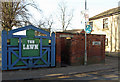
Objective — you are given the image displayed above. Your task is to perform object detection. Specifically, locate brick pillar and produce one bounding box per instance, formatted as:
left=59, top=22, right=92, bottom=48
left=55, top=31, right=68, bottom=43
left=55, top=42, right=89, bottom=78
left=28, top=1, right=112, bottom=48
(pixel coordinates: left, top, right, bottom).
left=102, top=35, right=106, bottom=60
left=56, top=33, right=61, bottom=67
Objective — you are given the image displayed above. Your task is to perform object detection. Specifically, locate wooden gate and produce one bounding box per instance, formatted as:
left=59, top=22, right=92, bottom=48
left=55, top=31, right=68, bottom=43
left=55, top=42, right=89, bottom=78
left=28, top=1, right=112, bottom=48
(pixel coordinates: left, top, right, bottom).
left=2, top=25, right=55, bottom=70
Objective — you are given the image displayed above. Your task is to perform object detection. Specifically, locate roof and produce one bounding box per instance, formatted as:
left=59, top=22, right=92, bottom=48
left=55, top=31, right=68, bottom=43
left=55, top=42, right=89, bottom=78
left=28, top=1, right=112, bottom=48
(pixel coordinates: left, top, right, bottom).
left=64, top=29, right=84, bottom=33
left=89, top=7, right=120, bottom=20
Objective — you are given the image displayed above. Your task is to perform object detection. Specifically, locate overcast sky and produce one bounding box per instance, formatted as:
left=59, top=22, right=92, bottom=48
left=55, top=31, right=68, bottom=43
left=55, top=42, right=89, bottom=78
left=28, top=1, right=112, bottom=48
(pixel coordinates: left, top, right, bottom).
left=30, top=0, right=119, bottom=31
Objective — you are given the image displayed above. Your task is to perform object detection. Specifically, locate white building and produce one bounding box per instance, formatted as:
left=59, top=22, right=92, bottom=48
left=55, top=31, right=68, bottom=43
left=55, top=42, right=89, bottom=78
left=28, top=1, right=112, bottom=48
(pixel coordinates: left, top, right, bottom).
left=89, top=7, right=120, bottom=53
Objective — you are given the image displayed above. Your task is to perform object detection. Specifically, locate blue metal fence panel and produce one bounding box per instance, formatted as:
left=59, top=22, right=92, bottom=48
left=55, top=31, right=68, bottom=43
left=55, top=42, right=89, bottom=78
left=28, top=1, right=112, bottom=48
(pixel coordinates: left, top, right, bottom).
left=8, top=50, right=11, bottom=68
left=47, top=48, right=50, bottom=66
left=51, top=32, right=56, bottom=67
left=8, top=25, right=50, bottom=37
left=19, top=38, right=22, bottom=59
left=2, top=30, right=8, bottom=70
left=40, top=38, right=42, bottom=58
left=2, top=25, right=56, bottom=70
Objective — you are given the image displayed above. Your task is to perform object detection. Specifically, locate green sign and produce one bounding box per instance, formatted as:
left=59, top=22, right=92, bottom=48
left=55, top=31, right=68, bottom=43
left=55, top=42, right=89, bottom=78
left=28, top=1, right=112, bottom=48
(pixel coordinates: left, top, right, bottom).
left=21, top=29, right=40, bottom=57
left=23, top=40, right=39, bottom=50
left=22, top=38, right=40, bottom=57
left=7, top=26, right=52, bottom=67
left=10, top=29, right=49, bottom=66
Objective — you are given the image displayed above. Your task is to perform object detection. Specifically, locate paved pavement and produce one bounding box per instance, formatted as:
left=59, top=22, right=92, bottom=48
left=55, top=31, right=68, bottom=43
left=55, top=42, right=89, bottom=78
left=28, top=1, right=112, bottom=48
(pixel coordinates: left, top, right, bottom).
left=34, top=68, right=119, bottom=80
left=105, top=52, right=120, bottom=57
left=1, top=56, right=118, bottom=81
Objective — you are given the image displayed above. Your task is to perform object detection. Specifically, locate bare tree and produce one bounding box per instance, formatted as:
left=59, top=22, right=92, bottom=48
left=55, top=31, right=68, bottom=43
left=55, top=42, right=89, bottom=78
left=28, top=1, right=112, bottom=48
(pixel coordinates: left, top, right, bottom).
left=37, top=15, right=54, bottom=33
left=37, top=20, right=46, bottom=28
left=46, top=15, right=53, bottom=32
left=58, top=1, right=73, bottom=31
left=0, top=0, right=41, bottom=31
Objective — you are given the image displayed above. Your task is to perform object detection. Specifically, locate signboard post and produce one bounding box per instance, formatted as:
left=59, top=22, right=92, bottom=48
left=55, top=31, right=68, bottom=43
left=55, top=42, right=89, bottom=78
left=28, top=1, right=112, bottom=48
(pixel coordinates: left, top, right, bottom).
left=85, top=31, right=87, bottom=65
left=84, top=0, right=87, bottom=66
left=84, top=0, right=92, bottom=65
left=84, top=25, right=92, bottom=65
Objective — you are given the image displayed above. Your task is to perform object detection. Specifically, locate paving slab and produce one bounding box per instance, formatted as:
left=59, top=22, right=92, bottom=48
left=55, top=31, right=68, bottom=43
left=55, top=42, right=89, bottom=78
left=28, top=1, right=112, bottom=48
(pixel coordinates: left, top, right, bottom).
left=1, top=56, right=118, bottom=81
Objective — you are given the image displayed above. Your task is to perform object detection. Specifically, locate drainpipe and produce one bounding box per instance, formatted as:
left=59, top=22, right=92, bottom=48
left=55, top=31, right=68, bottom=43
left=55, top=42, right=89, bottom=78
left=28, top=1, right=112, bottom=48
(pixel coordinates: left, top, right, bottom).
left=110, top=16, right=113, bottom=52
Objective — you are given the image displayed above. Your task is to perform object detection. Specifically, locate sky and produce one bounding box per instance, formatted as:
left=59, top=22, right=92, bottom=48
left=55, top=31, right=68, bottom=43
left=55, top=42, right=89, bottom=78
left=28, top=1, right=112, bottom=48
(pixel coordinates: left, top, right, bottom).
left=29, top=0, right=120, bottom=31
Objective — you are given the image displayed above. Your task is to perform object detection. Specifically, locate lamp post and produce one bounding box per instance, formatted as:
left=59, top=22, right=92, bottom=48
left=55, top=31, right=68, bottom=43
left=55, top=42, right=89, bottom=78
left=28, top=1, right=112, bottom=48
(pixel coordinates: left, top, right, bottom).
left=84, top=0, right=87, bottom=65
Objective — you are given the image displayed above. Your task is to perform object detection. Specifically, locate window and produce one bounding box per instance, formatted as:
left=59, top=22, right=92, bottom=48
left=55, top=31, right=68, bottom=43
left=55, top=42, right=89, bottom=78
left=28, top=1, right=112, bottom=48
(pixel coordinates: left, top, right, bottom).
left=103, top=18, right=108, bottom=29
left=105, top=38, right=108, bottom=46
left=89, top=22, right=93, bottom=28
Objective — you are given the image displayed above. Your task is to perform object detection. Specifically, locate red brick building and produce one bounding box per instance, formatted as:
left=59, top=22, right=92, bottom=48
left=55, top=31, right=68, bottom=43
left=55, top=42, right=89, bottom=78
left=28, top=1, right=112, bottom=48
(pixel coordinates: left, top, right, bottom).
left=56, top=32, right=105, bottom=67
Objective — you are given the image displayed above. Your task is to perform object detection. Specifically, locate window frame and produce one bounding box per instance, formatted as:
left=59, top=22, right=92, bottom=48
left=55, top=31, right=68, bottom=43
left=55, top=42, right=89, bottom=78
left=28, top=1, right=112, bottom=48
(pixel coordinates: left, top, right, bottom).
left=89, top=21, right=93, bottom=28
left=105, top=38, right=108, bottom=46
left=103, top=18, right=108, bottom=29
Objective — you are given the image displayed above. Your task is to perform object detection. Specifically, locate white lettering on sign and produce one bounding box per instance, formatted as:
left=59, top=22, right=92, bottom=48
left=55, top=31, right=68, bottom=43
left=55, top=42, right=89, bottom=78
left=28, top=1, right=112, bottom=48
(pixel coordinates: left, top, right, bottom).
left=23, top=40, right=38, bottom=50
left=60, top=35, right=74, bottom=38
left=27, top=40, right=35, bottom=44
left=92, top=41, right=101, bottom=45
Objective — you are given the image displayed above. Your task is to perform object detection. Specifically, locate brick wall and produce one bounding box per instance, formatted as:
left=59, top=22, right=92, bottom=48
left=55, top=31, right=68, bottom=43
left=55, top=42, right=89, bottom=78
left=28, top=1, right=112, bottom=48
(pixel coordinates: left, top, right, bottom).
left=56, top=32, right=106, bottom=67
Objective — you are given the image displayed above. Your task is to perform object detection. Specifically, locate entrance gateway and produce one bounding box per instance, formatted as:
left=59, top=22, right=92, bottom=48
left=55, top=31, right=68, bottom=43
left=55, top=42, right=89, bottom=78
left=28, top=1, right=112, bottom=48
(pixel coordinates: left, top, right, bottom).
left=2, top=25, right=55, bottom=70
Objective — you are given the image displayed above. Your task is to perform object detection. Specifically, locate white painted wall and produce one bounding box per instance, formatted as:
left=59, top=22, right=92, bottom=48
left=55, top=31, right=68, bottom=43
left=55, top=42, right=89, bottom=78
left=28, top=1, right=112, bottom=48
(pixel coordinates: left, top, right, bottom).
left=91, top=14, right=120, bottom=52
